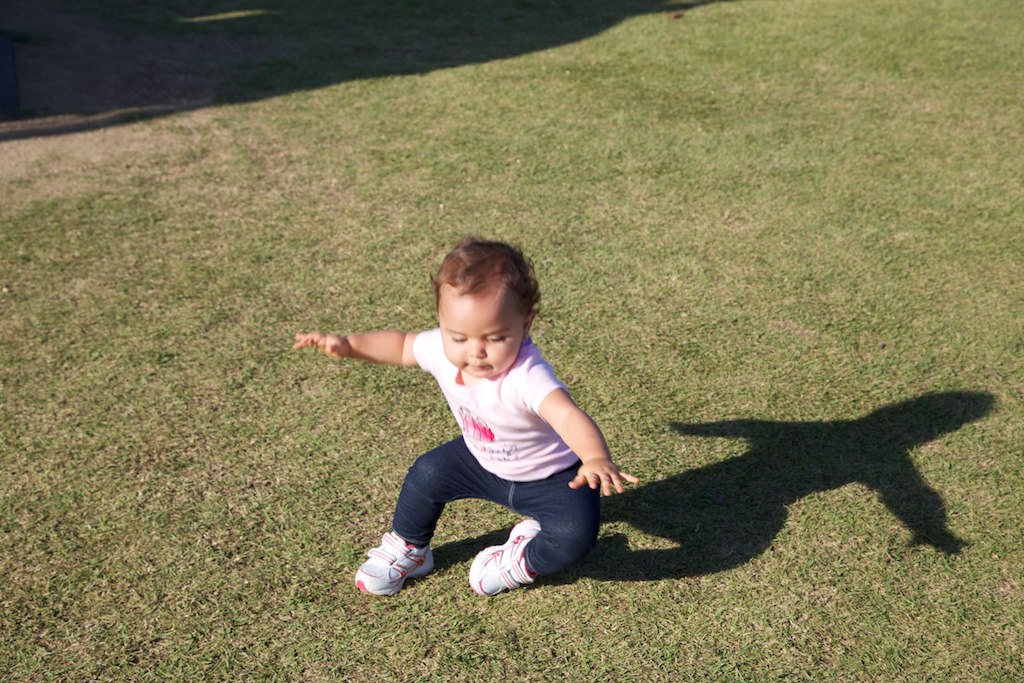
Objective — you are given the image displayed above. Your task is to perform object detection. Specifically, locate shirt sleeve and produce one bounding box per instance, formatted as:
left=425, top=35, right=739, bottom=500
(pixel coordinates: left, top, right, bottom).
left=413, top=328, right=442, bottom=375
left=514, top=349, right=567, bottom=415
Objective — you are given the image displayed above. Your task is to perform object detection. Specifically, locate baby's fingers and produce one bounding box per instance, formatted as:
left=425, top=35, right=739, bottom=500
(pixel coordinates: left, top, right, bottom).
left=607, top=470, right=640, bottom=495
left=570, top=466, right=640, bottom=495
left=586, top=472, right=613, bottom=496
left=293, top=332, right=323, bottom=350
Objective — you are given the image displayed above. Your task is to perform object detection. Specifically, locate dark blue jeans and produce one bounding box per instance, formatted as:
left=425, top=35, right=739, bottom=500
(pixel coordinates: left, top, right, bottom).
left=391, top=437, right=601, bottom=576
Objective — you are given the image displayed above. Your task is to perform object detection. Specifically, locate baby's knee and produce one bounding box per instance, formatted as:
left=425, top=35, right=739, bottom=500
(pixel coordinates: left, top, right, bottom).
left=559, top=520, right=599, bottom=561
left=528, top=520, right=598, bottom=574
left=404, top=450, right=449, bottom=488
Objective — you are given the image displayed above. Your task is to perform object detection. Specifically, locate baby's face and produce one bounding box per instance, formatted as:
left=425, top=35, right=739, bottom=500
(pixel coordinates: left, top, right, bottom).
left=437, top=284, right=534, bottom=383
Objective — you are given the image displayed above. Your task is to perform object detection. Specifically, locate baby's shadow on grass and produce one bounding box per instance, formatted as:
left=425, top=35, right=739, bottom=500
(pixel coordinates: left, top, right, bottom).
left=435, top=390, right=994, bottom=583
left=587, top=390, right=994, bottom=581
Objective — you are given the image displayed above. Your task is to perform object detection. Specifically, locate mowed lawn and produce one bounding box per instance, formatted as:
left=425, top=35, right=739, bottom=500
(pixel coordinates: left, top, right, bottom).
left=1, top=0, right=1022, bottom=680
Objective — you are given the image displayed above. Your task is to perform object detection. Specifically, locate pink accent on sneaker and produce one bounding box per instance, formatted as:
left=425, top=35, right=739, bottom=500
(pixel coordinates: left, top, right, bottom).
left=355, top=532, right=434, bottom=596
left=468, top=519, right=542, bottom=596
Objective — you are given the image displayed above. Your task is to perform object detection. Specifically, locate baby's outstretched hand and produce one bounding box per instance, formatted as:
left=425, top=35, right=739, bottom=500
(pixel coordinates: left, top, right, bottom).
left=293, top=332, right=350, bottom=360
left=569, top=458, right=640, bottom=496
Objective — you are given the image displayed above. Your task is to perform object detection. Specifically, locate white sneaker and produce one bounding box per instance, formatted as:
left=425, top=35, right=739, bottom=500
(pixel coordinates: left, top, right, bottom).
left=469, top=519, right=541, bottom=596
left=355, top=532, right=434, bottom=596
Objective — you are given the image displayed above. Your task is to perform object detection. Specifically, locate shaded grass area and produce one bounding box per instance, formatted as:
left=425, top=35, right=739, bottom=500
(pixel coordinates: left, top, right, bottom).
left=3, top=0, right=675, bottom=134
left=2, top=0, right=1023, bottom=680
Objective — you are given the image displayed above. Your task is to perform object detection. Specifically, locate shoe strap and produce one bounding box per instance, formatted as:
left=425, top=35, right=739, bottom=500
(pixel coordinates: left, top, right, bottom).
left=369, top=532, right=421, bottom=565
left=502, top=535, right=535, bottom=586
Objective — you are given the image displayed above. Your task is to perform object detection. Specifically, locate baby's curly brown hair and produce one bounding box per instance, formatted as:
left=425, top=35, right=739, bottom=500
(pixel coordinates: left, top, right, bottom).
left=432, top=237, right=541, bottom=315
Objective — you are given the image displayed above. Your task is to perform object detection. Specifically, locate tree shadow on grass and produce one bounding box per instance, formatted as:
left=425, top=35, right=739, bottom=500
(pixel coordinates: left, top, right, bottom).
left=1, top=0, right=725, bottom=139
left=434, top=390, right=994, bottom=582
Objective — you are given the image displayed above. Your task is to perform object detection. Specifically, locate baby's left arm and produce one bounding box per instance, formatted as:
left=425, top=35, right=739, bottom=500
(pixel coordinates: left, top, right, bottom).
left=538, top=389, right=639, bottom=495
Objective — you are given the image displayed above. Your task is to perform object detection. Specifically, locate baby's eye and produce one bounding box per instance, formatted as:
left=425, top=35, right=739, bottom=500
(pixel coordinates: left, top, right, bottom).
left=487, top=336, right=507, bottom=343
left=451, top=336, right=467, bottom=343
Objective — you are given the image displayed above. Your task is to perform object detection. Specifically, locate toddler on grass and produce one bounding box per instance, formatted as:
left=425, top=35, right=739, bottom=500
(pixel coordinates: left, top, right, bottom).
left=293, top=237, right=637, bottom=596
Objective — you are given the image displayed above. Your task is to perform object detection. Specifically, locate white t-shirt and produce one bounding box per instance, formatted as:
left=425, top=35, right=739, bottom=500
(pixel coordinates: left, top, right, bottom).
left=413, top=328, right=579, bottom=482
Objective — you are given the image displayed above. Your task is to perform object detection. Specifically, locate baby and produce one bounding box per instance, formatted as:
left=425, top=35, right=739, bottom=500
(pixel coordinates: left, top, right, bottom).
left=294, top=237, right=637, bottom=595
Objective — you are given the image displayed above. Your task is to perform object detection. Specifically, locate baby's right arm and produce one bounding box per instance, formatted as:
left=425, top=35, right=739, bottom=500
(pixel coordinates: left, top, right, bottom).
left=293, top=331, right=419, bottom=367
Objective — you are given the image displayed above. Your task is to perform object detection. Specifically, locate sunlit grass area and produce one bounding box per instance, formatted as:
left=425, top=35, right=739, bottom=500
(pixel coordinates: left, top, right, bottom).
left=2, top=0, right=1022, bottom=680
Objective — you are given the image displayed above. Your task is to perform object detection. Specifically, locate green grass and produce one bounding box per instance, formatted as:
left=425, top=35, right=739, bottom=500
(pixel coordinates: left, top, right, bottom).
left=2, top=0, right=1022, bottom=680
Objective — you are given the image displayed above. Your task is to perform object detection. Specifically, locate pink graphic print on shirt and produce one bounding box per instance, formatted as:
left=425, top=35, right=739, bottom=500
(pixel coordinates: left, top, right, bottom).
left=459, top=407, right=494, bottom=442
